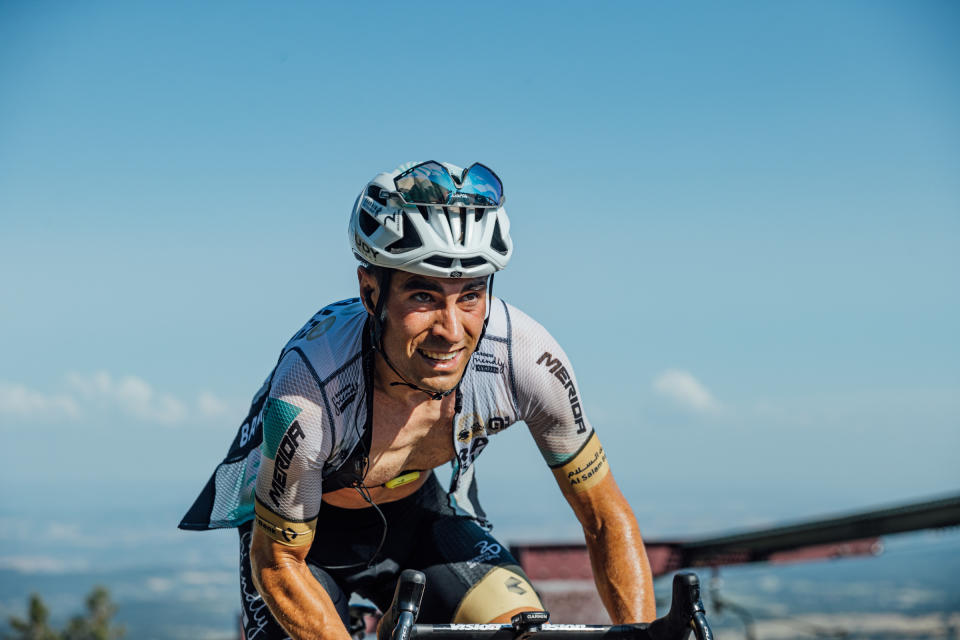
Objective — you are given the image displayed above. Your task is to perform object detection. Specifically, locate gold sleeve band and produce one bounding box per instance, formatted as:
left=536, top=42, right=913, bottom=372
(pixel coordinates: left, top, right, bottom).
left=254, top=497, right=317, bottom=547
left=453, top=566, right=543, bottom=623
left=552, top=432, right=609, bottom=493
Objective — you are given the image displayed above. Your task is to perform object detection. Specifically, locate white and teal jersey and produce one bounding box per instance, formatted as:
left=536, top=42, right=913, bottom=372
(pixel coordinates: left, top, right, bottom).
left=179, top=297, right=596, bottom=532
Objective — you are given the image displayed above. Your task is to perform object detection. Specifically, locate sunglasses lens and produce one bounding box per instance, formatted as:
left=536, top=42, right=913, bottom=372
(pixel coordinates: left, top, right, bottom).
left=395, top=162, right=456, bottom=205
left=455, top=163, right=503, bottom=207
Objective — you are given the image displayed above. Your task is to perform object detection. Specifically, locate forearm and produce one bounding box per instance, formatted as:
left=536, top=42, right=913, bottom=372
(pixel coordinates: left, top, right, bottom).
left=251, top=533, right=351, bottom=640
left=583, top=510, right=656, bottom=623
left=574, top=477, right=656, bottom=624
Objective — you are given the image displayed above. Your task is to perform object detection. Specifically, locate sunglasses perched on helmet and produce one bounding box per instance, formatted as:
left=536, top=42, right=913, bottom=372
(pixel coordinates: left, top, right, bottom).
left=388, top=161, right=504, bottom=208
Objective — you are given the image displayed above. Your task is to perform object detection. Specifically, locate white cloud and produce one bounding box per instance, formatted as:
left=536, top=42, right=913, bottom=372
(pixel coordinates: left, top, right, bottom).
left=147, top=577, right=175, bottom=593
left=0, top=372, right=235, bottom=426
left=0, top=555, right=89, bottom=574
left=67, top=370, right=187, bottom=423
left=179, top=570, right=234, bottom=586
left=46, top=522, right=84, bottom=542
left=652, top=369, right=721, bottom=413
left=197, top=391, right=230, bottom=417
left=0, top=382, right=80, bottom=419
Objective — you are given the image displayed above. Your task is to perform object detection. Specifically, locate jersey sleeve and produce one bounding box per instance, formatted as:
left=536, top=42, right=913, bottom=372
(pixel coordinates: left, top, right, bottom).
left=253, top=349, right=331, bottom=547
left=509, top=305, right=609, bottom=493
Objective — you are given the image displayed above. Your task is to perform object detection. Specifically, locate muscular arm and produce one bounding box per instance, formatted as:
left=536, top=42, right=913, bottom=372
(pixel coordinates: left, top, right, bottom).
left=505, top=303, right=655, bottom=621
left=249, top=348, right=341, bottom=639
left=249, top=525, right=351, bottom=640
left=556, top=470, right=656, bottom=623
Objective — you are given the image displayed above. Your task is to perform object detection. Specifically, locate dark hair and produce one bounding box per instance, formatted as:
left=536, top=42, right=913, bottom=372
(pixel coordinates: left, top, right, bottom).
left=358, top=262, right=391, bottom=283
left=357, top=264, right=394, bottom=349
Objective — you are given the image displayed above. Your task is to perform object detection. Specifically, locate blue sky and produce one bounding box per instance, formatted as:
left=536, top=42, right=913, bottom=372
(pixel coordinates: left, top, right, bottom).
left=1, top=1, right=958, bottom=550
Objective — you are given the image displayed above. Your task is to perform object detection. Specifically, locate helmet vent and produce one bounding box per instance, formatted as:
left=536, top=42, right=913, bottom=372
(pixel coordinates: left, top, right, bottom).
left=491, top=219, right=508, bottom=255
left=448, top=208, right=465, bottom=245
left=424, top=256, right=454, bottom=268
left=460, top=256, right=487, bottom=268
left=359, top=210, right=379, bottom=236
left=385, top=216, right=423, bottom=253
left=366, top=185, right=388, bottom=206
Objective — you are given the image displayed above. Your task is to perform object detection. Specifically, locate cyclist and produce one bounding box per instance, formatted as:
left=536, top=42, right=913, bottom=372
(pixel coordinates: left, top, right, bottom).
left=180, top=161, right=657, bottom=639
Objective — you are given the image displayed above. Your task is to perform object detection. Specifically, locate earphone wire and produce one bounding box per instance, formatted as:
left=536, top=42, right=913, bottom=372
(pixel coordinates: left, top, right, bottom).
left=316, top=327, right=389, bottom=571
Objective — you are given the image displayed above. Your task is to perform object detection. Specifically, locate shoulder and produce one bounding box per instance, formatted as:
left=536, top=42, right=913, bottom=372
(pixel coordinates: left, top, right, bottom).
left=479, top=298, right=578, bottom=400
left=487, top=299, right=567, bottom=371
left=264, top=300, right=368, bottom=462
left=279, top=298, right=367, bottom=383
left=494, top=299, right=583, bottom=405
left=483, top=298, right=555, bottom=344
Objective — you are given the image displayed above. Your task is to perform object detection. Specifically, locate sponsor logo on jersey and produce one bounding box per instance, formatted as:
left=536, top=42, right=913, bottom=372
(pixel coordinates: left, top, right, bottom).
left=456, top=414, right=490, bottom=470
left=555, top=432, right=608, bottom=492
left=253, top=499, right=316, bottom=547
left=466, top=540, right=504, bottom=569
left=567, top=443, right=606, bottom=488
left=281, top=527, right=302, bottom=543
left=487, top=415, right=510, bottom=432
left=536, top=351, right=587, bottom=434
left=254, top=515, right=305, bottom=544
left=457, top=435, right=489, bottom=470
left=457, top=414, right=486, bottom=442
left=306, top=315, right=336, bottom=340
left=238, top=411, right=262, bottom=449
left=332, top=382, right=358, bottom=416
left=472, top=350, right=504, bottom=374
left=291, top=299, right=363, bottom=343
left=269, top=421, right=306, bottom=506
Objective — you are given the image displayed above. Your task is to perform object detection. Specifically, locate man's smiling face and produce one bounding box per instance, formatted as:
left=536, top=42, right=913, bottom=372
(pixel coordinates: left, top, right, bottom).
left=360, top=268, right=488, bottom=396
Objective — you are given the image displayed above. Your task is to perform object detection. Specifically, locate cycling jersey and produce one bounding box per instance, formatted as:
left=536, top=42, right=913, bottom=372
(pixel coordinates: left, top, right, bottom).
left=179, top=297, right=607, bottom=539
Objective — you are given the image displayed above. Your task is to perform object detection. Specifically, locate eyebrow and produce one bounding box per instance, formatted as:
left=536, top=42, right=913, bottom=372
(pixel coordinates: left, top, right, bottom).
left=401, top=277, right=487, bottom=294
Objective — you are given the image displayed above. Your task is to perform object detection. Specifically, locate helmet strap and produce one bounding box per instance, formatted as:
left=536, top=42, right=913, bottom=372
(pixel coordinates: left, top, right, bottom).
left=477, top=272, right=494, bottom=344
left=369, top=268, right=392, bottom=350
left=382, top=354, right=455, bottom=401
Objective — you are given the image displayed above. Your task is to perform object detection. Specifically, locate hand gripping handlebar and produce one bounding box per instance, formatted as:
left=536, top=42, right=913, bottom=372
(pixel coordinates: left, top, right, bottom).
left=647, top=572, right=713, bottom=640
left=385, top=570, right=713, bottom=640
left=380, top=569, right=426, bottom=640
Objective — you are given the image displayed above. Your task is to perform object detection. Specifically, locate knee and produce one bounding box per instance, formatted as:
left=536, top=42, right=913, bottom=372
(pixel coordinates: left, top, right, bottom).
left=453, top=567, right=544, bottom=623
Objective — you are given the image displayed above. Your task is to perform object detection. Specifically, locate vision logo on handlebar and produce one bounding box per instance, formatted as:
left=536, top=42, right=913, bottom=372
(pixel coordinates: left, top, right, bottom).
left=446, top=625, right=501, bottom=631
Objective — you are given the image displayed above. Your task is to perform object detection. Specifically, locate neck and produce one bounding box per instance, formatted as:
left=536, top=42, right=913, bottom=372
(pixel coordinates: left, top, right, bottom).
left=372, top=350, right=454, bottom=405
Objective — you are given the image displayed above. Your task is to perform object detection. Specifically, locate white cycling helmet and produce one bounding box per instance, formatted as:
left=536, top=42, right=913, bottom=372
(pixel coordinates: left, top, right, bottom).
left=348, top=161, right=513, bottom=278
